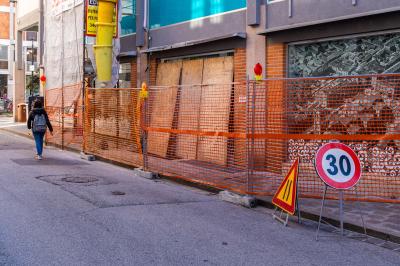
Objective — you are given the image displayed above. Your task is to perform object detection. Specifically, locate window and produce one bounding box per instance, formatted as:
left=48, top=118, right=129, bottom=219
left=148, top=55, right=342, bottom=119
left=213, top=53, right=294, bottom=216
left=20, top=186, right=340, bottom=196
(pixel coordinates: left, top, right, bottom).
left=0, top=45, right=8, bottom=70
left=25, top=46, right=38, bottom=72
left=0, top=75, right=7, bottom=97
left=0, top=45, right=8, bottom=61
left=150, top=0, right=246, bottom=29
left=121, top=0, right=136, bottom=35
left=119, top=63, right=131, bottom=88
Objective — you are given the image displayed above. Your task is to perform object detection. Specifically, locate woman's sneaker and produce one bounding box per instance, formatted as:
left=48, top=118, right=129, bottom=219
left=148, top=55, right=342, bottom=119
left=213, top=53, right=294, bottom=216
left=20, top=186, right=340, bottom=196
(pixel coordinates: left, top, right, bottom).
left=37, top=155, right=43, bottom=160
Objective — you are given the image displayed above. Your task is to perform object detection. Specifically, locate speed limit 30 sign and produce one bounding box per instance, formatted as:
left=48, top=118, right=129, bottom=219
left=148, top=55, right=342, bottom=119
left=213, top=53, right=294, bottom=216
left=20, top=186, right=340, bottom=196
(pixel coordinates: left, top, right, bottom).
left=315, top=143, right=361, bottom=190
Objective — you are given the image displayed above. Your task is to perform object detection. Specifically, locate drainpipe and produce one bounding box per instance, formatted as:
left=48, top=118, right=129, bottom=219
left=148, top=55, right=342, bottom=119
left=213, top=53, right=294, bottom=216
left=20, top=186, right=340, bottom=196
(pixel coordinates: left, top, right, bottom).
left=94, top=0, right=116, bottom=87
left=39, top=0, right=44, bottom=96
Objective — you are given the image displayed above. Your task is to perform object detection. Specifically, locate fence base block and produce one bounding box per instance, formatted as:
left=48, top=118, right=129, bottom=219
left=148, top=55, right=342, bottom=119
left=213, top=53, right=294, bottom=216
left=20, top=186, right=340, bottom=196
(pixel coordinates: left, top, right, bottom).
left=219, top=191, right=257, bottom=208
left=80, top=152, right=96, bottom=161
left=134, top=168, right=159, bottom=180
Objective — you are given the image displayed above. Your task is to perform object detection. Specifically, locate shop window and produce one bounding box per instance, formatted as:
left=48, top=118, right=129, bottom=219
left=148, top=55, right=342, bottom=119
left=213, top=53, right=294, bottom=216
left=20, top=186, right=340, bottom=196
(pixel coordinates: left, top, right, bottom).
left=288, top=33, right=400, bottom=77
left=0, top=75, right=7, bottom=97
left=121, top=0, right=136, bottom=35
left=119, top=63, right=131, bottom=88
left=150, top=0, right=246, bottom=29
left=0, top=45, right=7, bottom=70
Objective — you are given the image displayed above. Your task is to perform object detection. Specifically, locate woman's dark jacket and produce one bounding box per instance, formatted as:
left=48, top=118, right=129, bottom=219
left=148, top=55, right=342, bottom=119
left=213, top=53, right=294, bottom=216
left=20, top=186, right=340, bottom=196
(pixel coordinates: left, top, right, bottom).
left=27, top=108, right=53, bottom=132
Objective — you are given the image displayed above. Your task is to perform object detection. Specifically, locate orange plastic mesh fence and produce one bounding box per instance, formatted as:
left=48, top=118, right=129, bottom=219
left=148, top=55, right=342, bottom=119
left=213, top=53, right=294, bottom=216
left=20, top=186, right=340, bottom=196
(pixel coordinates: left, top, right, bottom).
left=83, top=88, right=144, bottom=167
left=81, top=74, right=400, bottom=203
left=45, top=84, right=83, bottom=150
left=248, top=74, right=400, bottom=202
left=144, top=83, right=249, bottom=193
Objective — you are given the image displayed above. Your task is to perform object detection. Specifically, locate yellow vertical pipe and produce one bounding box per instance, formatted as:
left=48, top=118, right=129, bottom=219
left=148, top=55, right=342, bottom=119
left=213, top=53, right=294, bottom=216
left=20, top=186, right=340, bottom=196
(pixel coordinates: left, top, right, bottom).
left=94, top=0, right=117, bottom=85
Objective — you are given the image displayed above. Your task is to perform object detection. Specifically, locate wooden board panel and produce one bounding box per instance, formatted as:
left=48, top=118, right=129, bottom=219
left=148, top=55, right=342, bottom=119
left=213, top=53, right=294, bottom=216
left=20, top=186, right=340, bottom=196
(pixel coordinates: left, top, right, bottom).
left=197, top=56, right=234, bottom=165
left=175, top=59, right=204, bottom=159
left=147, top=60, right=182, bottom=157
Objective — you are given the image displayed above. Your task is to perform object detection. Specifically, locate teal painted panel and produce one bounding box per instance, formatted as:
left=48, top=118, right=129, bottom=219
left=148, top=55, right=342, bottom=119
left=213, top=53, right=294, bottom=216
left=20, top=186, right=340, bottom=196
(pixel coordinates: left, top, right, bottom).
left=150, top=0, right=246, bottom=29
left=121, top=0, right=136, bottom=35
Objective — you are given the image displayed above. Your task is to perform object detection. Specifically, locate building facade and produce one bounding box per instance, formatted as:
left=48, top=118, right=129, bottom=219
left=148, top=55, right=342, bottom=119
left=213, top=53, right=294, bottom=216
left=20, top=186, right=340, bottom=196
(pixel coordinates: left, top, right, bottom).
left=262, top=0, right=400, bottom=79
left=34, top=1, right=400, bottom=202
left=0, top=0, right=11, bottom=98
left=119, top=0, right=252, bottom=89
left=117, top=0, right=400, bottom=88
left=9, top=0, right=41, bottom=118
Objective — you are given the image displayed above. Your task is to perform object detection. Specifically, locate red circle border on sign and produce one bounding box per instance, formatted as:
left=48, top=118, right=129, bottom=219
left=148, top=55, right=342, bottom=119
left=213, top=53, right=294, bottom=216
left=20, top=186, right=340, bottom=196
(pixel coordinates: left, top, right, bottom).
left=315, top=143, right=361, bottom=190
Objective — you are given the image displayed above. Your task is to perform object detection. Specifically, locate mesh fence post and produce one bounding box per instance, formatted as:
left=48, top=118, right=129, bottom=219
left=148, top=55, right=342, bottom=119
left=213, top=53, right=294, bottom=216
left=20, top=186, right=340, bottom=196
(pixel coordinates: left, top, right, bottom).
left=83, top=86, right=88, bottom=153
left=250, top=81, right=257, bottom=194
left=246, top=80, right=250, bottom=194
left=142, top=95, right=149, bottom=171
left=61, top=86, right=65, bottom=149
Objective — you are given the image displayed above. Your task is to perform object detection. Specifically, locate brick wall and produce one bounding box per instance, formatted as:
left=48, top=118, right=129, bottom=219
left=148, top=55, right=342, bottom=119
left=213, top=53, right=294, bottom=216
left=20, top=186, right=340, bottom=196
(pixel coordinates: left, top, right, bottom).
left=266, top=41, right=286, bottom=78
left=0, top=10, right=9, bottom=39
left=148, top=57, right=157, bottom=86
left=266, top=40, right=287, bottom=173
left=232, top=48, right=247, bottom=167
left=233, top=48, right=246, bottom=82
left=130, top=58, right=137, bottom=88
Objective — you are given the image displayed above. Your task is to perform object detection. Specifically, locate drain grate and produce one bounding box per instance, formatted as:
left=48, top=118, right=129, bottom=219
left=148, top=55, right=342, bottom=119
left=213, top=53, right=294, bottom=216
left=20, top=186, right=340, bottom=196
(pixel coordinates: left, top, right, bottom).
left=61, top=176, right=99, bottom=183
left=111, top=191, right=126, bottom=196
left=36, top=174, right=115, bottom=187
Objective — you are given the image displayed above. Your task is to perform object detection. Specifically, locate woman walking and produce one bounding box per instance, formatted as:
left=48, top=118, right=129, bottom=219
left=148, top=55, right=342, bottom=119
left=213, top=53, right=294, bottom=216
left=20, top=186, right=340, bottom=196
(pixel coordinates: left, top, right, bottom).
left=27, top=100, right=53, bottom=160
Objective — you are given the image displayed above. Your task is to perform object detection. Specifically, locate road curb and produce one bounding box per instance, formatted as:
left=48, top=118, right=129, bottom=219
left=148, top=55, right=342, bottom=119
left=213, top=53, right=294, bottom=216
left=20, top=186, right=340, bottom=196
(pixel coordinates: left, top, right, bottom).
left=0, top=127, right=31, bottom=139
left=257, top=198, right=400, bottom=244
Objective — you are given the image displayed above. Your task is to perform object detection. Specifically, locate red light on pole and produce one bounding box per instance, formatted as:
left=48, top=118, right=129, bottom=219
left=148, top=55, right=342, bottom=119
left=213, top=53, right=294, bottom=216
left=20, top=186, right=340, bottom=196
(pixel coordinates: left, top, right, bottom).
left=254, top=63, right=263, bottom=81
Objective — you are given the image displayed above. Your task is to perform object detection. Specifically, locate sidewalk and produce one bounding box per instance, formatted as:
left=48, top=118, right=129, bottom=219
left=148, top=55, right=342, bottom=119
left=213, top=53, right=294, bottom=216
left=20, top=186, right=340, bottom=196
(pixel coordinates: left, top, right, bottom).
left=0, top=116, right=30, bottom=138
left=1, top=115, right=399, bottom=244
left=300, top=198, right=400, bottom=242
left=260, top=196, right=400, bottom=243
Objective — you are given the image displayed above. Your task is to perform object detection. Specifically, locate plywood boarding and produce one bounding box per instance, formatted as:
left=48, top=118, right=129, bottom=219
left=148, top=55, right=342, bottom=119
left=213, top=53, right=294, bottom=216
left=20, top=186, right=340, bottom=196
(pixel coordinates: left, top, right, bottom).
left=197, top=56, right=234, bottom=165
left=176, top=59, right=204, bottom=159
left=147, top=60, right=182, bottom=157
left=93, top=90, right=118, bottom=137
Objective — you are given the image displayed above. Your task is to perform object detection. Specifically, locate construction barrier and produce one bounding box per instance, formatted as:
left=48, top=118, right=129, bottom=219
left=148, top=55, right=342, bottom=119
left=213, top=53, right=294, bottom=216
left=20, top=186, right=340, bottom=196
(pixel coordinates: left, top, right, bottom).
left=45, top=83, right=83, bottom=150
left=83, top=88, right=144, bottom=167
left=247, top=74, right=400, bottom=202
left=57, top=74, right=400, bottom=203
left=144, top=83, right=249, bottom=193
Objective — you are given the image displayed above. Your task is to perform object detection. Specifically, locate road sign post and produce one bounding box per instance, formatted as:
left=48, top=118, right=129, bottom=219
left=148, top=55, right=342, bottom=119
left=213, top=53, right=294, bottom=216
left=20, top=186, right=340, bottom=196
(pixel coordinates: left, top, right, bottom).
left=314, top=142, right=366, bottom=240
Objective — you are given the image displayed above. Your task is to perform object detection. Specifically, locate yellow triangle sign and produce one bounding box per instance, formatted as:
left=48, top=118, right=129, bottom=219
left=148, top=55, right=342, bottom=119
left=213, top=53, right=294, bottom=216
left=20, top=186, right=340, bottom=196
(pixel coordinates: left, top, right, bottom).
left=272, top=159, right=299, bottom=215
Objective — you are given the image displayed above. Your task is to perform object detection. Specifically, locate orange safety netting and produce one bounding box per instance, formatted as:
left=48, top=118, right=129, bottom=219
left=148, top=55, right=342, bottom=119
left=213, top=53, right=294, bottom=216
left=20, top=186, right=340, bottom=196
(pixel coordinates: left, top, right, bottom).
left=78, top=74, right=400, bottom=203
left=45, top=83, right=83, bottom=150
left=248, top=74, right=400, bottom=202
left=83, top=88, right=144, bottom=167
left=144, top=83, right=249, bottom=193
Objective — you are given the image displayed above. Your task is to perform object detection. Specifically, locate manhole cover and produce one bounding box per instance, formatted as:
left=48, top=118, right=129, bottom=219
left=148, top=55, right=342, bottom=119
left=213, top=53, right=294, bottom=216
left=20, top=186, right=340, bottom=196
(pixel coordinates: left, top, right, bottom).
left=111, top=191, right=126, bottom=196
left=61, top=176, right=99, bottom=183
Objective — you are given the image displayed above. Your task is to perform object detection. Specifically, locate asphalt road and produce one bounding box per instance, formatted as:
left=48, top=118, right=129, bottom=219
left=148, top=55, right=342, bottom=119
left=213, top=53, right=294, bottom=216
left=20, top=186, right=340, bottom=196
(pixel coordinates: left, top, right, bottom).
left=0, top=131, right=398, bottom=266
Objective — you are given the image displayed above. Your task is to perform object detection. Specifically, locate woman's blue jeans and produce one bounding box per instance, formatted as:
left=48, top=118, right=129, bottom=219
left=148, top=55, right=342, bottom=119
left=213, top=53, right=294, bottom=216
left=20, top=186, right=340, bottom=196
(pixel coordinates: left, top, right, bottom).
left=33, top=131, right=45, bottom=156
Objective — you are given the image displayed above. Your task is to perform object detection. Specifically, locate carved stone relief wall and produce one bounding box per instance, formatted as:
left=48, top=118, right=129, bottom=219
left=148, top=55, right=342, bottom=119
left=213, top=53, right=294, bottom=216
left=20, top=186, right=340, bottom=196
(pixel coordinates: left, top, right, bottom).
left=288, top=33, right=400, bottom=78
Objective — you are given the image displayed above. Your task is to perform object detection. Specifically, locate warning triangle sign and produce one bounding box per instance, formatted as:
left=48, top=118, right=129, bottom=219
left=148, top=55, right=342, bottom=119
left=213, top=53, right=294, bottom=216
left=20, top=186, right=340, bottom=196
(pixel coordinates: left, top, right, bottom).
left=272, top=159, right=299, bottom=215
